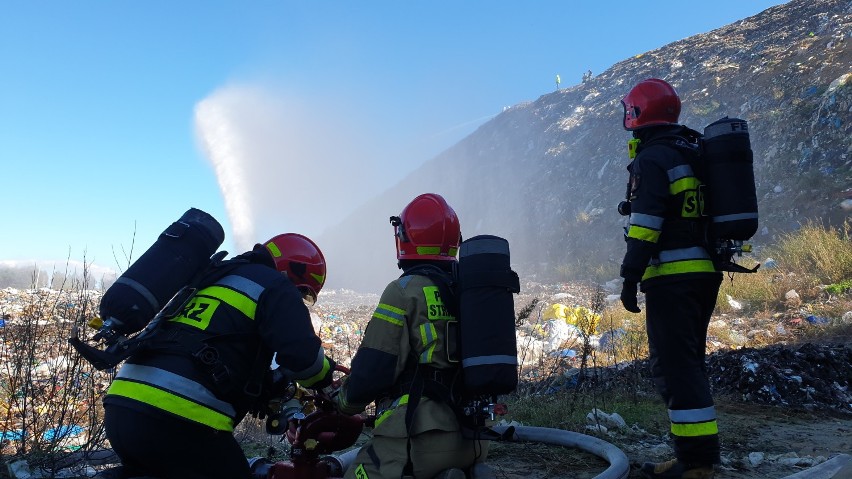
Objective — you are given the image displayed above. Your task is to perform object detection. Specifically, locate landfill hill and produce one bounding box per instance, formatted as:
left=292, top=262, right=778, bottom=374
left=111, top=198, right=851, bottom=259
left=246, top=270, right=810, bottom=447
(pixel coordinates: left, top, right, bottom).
left=321, top=0, right=852, bottom=293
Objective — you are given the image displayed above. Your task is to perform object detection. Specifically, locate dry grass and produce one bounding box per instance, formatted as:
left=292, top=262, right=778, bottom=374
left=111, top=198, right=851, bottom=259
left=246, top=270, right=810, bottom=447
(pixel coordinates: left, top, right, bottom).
left=716, top=220, right=852, bottom=316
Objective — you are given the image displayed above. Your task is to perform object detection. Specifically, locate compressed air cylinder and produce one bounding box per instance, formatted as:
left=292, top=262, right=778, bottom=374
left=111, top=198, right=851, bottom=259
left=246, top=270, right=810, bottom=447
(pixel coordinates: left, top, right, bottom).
left=98, top=208, right=225, bottom=335
left=458, top=235, right=520, bottom=397
left=703, top=117, right=759, bottom=241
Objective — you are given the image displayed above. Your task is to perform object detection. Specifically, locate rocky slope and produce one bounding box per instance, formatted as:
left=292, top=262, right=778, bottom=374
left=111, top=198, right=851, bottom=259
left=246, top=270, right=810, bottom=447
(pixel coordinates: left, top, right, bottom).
left=321, top=0, right=851, bottom=292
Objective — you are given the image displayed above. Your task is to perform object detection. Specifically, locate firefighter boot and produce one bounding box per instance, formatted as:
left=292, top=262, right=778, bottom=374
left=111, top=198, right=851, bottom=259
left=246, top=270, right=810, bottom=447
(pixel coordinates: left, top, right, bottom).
left=640, top=459, right=714, bottom=479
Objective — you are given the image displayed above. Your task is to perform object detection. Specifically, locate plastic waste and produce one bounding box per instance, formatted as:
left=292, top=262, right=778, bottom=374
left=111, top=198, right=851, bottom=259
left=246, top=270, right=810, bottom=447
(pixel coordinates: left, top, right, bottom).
left=726, top=294, right=744, bottom=310
left=550, top=348, right=577, bottom=359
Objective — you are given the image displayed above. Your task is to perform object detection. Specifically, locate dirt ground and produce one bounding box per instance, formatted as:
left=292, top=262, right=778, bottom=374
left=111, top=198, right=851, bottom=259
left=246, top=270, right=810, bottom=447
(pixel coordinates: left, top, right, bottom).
left=483, top=400, right=852, bottom=479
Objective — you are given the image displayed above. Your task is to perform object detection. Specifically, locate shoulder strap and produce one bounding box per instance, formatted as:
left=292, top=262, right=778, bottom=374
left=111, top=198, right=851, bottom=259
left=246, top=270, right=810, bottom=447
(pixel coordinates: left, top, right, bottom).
left=107, top=254, right=251, bottom=367
left=160, top=255, right=273, bottom=397
left=642, top=135, right=699, bottom=154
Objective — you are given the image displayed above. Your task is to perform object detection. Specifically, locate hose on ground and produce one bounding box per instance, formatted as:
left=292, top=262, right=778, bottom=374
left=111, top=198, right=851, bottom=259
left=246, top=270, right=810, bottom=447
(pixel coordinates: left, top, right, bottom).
left=329, top=425, right=630, bottom=479
left=491, top=425, right=630, bottom=479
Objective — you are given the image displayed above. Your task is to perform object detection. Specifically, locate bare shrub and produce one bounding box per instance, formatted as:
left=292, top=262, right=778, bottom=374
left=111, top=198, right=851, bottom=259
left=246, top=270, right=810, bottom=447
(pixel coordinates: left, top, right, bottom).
left=0, top=262, right=114, bottom=476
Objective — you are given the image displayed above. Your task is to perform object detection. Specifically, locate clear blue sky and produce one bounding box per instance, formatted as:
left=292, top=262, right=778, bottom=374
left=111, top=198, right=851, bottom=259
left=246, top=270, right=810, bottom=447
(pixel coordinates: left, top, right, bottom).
left=0, top=1, right=787, bottom=279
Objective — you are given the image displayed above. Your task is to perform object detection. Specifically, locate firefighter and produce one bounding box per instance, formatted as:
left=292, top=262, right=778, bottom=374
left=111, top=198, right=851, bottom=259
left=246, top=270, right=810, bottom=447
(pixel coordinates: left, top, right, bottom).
left=335, top=193, right=487, bottom=479
left=103, top=233, right=337, bottom=479
left=618, top=78, right=723, bottom=479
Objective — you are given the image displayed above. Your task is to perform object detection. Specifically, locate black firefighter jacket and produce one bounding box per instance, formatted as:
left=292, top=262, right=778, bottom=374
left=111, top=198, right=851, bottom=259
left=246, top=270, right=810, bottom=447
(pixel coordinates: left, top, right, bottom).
left=621, top=125, right=720, bottom=289
left=104, top=253, right=332, bottom=432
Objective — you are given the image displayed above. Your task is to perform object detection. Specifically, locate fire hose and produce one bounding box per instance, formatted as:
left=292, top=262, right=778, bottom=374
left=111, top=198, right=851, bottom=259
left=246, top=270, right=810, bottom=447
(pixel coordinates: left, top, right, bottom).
left=323, top=425, right=630, bottom=479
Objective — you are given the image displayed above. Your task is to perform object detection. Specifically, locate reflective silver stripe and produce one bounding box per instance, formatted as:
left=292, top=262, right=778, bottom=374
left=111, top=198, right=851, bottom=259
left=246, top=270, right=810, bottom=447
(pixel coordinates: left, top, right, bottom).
left=462, top=355, right=518, bottom=367
left=216, top=275, right=264, bottom=301
left=667, top=164, right=694, bottom=182
left=657, top=246, right=711, bottom=263
left=713, top=212, right=758, bottom=223
left=115, top=277, right=160, bottom=311
left=629, top=213, right=664, bottom=229
left=116, top=363, right=235, bottom=417
left=281, top=347, right=325, bottom=380
left=460, top=237, right=509, bottom=257
left=704, top=120, right=747, bottom=139
left=669, top=406, right=717, bottom=423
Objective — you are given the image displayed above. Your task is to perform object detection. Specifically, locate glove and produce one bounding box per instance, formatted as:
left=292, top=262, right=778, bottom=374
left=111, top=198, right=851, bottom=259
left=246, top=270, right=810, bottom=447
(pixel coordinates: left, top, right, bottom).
left=247, top=401, right=271, bottom=420
left=263, top=367, right=290, bottom=396
left=332, top=383, right=364, bottom=416
left=620, top=280, right=641, bottom=313
left=248, top=368, right=291, bottom=420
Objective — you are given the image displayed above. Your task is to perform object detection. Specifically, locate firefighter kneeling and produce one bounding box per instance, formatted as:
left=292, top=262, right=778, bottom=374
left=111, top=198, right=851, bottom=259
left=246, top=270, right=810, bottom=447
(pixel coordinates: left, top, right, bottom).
left=334, top=193, right=490, bottom=479
left=102, top=233, right=336, bottom=479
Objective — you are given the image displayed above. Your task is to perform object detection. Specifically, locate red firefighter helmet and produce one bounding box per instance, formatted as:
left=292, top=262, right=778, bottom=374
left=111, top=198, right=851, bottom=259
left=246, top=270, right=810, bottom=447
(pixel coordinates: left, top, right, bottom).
left=621, top=78, right=681, bottom=130
left=263, top=233, right=326, bottom=304
left=390, top=193, right=461, bottom=262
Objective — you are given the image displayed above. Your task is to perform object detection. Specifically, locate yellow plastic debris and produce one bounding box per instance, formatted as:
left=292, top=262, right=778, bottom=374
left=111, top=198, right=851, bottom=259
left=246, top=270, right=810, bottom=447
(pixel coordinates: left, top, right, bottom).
left=542, top=304, right=600, bottom=334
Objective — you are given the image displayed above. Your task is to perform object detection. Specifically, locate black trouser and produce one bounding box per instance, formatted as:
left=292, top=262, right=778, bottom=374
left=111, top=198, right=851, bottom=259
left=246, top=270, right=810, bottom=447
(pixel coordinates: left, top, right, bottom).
left=644, top=275, right=722, bottom=466
left=104, top=404, right=251, bottom=479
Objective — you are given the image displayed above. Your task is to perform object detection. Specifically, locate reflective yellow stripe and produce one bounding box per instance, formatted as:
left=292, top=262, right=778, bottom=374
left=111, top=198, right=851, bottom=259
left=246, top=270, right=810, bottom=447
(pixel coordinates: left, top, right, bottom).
left=373, top=312, right=403, bottom=326
left=419, top=322, right=437, bottom=363
left=374, top=394, right=409, bottom=428
left=265, top=241, right=282, bottom=257
left=199, top=286, right=256, bottom=319
left=108, top=379, right=234, bottom=431
left=416, top=246, right=441, bottom=255
left=671, top=420, right=718, bottom=437
left=299, top=356, right=332, bottom=388
left=373, top=303, right=405, bottom=326
left=642, top=259, right=716, bottom=280
left=627, top=225, right=661, bottom=243
left=670, top=177, right=700, bottom=195
left=374, top=409, right=393, bottom=428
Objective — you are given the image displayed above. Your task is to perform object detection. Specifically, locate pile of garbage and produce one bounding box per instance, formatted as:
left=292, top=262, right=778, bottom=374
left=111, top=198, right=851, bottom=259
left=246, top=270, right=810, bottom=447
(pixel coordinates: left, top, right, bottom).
left=530, top=341, right=852, bottom=416
left=707, top=342, right=852, bottom=413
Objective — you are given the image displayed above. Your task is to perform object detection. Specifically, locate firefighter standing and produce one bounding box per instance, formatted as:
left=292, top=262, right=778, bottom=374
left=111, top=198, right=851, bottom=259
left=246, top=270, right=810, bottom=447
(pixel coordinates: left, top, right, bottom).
left=103, top=234, right=337, bottom=479
left=618, top=78, right=723, bottom=479
left=335, top=193, right=487, bottom=479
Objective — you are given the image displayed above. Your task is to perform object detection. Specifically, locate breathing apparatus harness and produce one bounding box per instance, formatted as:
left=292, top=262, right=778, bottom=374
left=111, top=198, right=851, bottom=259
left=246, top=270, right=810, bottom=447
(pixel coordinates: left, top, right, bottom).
left=392, top=263, right=512, bottom=478
left=617, top=128, right=759, bottom=275
left=70, top=253, right=272, bottom=398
